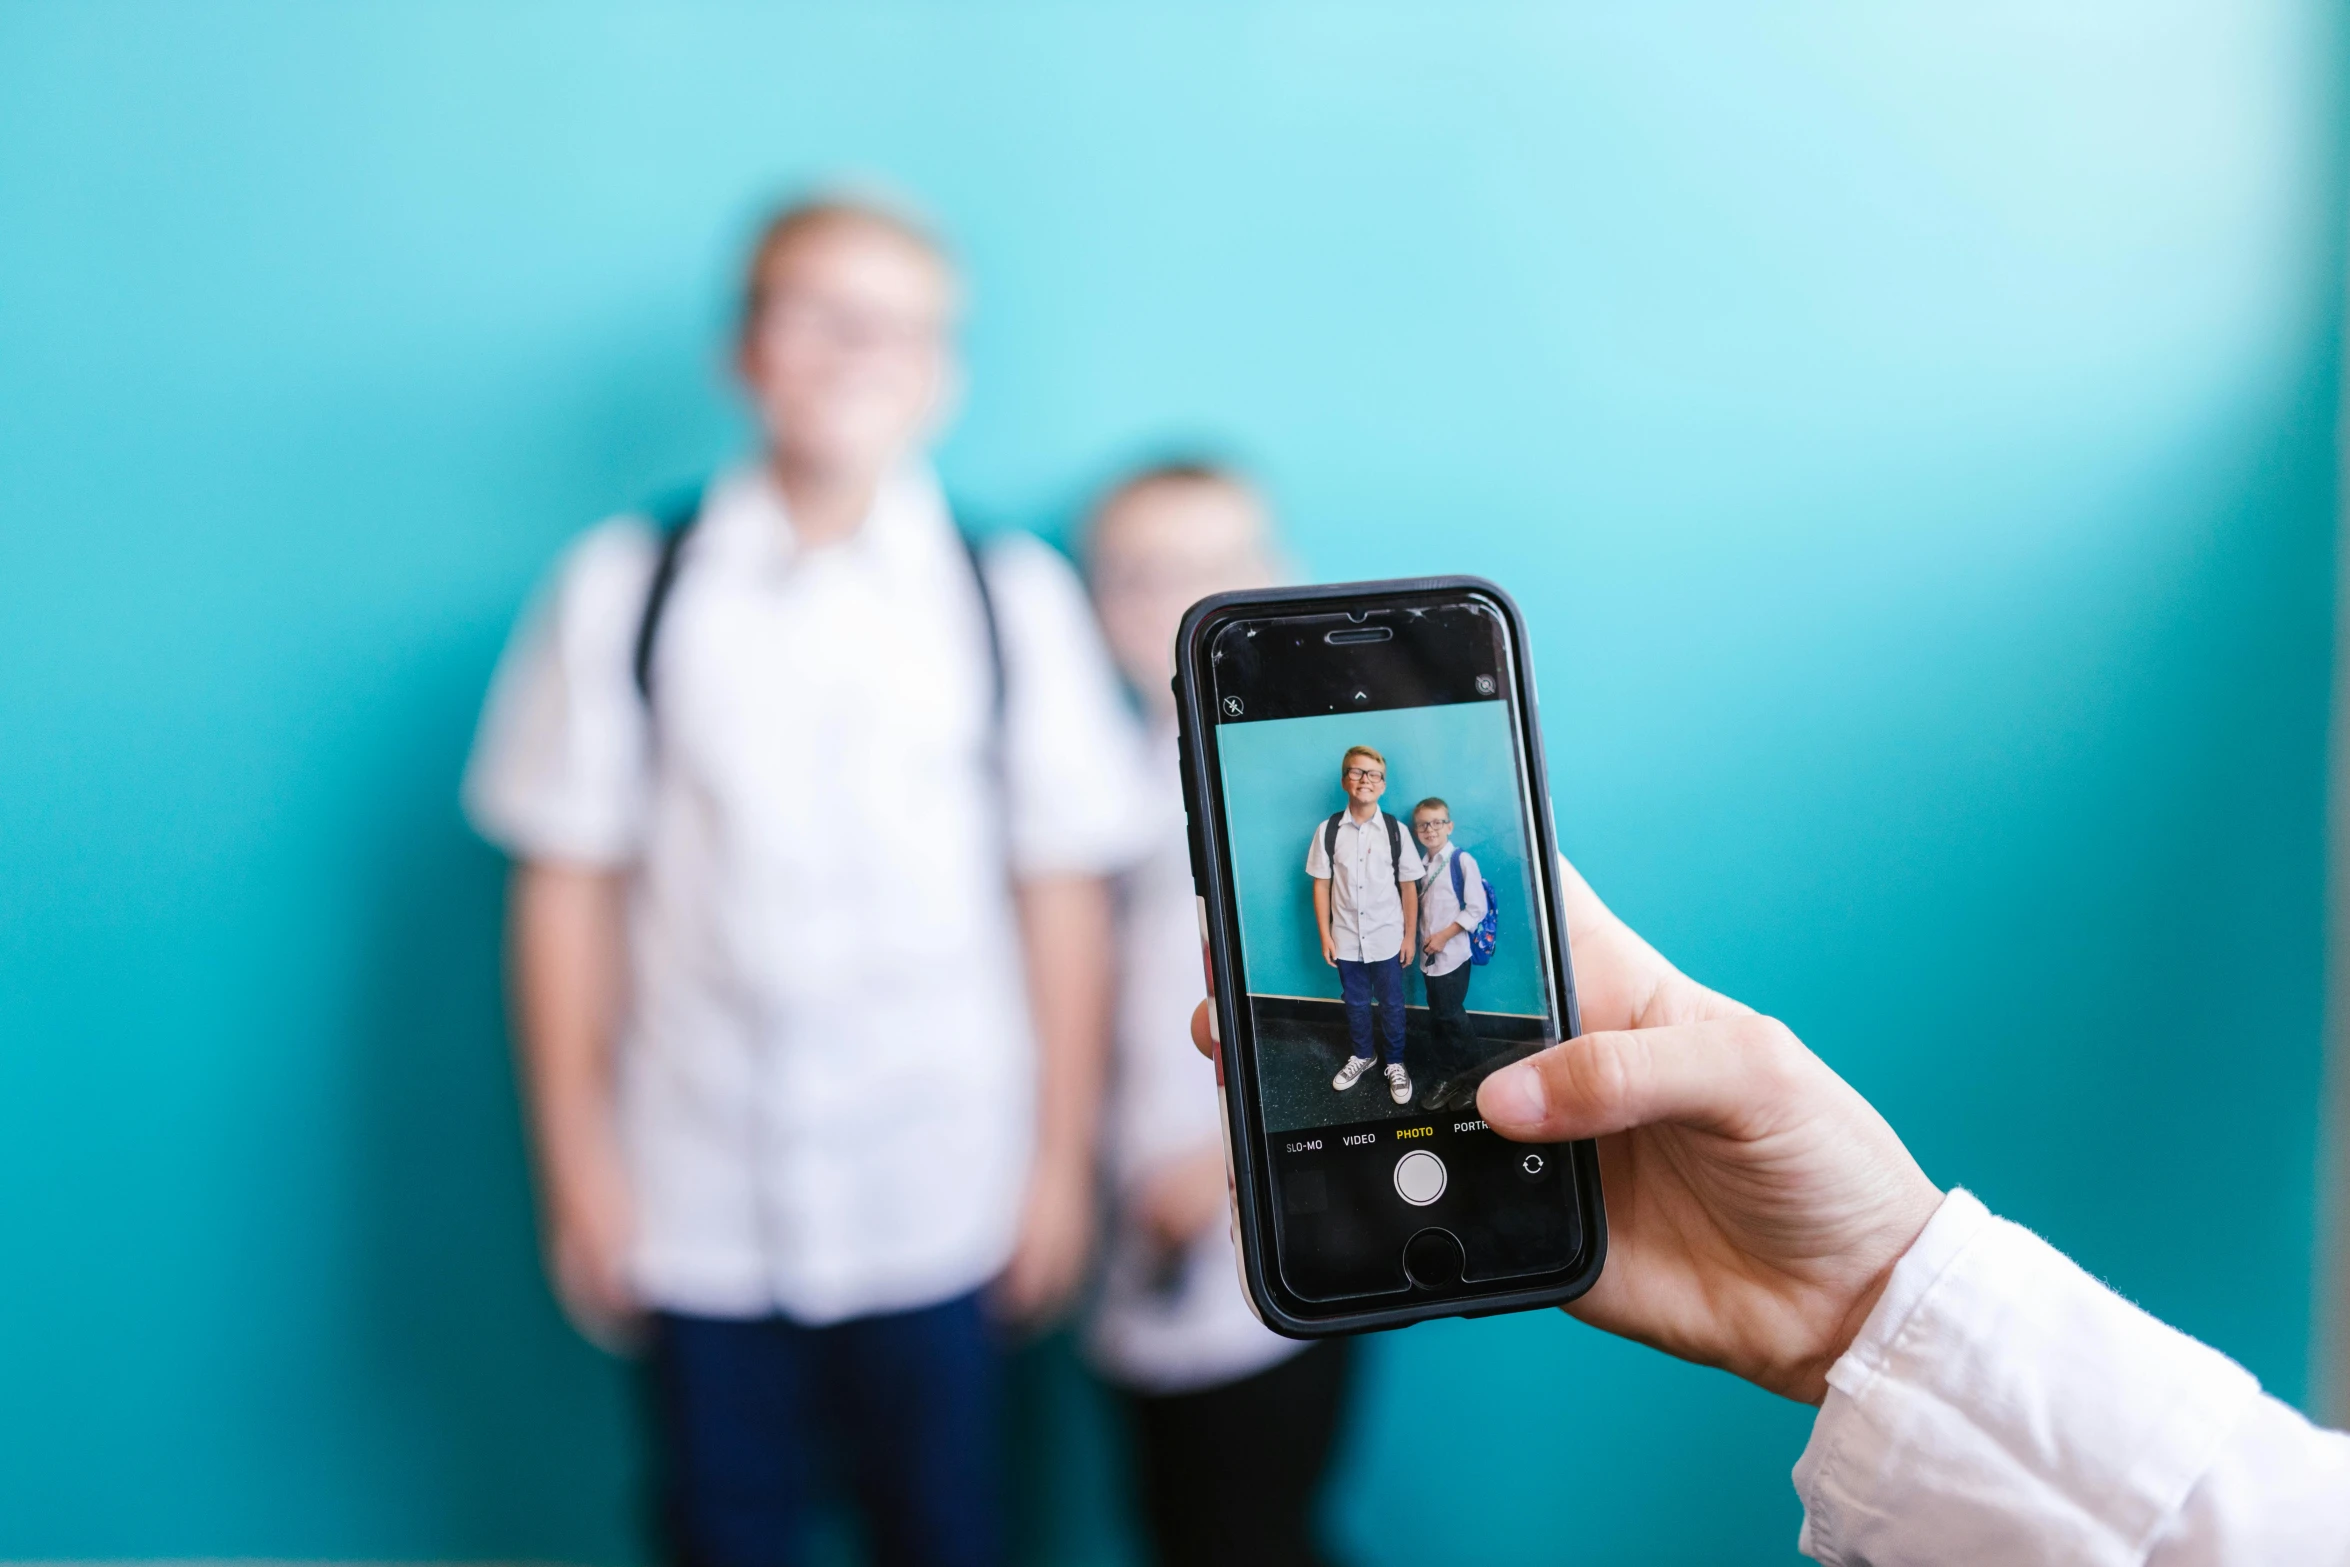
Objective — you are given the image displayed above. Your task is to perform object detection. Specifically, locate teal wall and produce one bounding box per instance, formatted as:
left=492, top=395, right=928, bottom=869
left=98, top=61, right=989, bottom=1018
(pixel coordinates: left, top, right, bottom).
left=1219, top=704, right=1547, bottom=1015
left=1, top=4, right=2342, bottom=1564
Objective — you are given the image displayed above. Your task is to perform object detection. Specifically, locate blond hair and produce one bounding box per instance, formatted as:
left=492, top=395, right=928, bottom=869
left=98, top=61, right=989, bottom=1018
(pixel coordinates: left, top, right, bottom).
left=1341, top=745, right=1387, bottom=774
left=738, top=195, right=953, bottom=342
left=1090, top=459, right=1252, bottom=519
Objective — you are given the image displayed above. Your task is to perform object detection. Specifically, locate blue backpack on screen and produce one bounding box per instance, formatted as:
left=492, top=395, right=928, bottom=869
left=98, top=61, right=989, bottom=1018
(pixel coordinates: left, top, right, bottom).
left=1449, top=847, right=1499, bottom=966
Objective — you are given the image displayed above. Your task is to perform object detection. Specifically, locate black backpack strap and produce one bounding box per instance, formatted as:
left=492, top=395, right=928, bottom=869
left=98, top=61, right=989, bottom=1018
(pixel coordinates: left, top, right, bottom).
left=1323, top=811, right=1405, bottom=876
left=632, top=488, right=705, bottom=704
left=956, top=527, right=1007, bottom=732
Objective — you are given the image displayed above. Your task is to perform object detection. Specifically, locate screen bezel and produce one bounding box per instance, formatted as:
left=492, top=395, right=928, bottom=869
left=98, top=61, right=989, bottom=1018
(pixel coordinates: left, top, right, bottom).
left=1174, top=576, right=1608, bottom=1334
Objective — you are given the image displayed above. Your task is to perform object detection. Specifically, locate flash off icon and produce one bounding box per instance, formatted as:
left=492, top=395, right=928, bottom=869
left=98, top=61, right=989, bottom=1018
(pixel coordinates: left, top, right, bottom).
left=1221, top=695, right=1245, bottom=717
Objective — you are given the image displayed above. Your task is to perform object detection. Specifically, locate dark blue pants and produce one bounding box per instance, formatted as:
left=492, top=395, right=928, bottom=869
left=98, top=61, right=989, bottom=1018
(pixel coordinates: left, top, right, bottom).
left=1337, top=955, right=1407, bottom=1066
left=647, top=1292, right=1004, bottom=1567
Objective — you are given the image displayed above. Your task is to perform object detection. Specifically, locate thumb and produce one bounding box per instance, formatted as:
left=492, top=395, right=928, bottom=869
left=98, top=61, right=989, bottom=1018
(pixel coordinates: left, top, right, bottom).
left=1477, top=1016, right=1806, bottom=1143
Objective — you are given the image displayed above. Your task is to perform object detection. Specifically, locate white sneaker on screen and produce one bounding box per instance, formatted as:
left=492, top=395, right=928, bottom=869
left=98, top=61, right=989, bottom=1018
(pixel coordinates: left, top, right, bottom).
left=1387, top=1063, right=1413, bottom=1104
left=1332, top=1055, right=1375, bottom=1091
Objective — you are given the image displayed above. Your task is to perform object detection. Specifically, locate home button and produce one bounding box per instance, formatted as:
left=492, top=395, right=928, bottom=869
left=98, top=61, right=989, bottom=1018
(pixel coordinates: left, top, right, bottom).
left=1402, top=1226, right=1467, bottom=1290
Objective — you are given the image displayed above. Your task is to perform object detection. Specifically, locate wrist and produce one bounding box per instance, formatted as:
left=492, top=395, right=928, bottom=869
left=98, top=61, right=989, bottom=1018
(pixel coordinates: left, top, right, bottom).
left=1778, top=1265, right=1901, bottom=1405
left=1781, top=1182, right=1945, bottom=1404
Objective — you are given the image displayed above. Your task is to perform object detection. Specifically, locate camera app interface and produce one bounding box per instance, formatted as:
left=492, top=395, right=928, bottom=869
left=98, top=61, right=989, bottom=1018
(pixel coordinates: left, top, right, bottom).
left=1208, top=597, right=1582, bottom=1302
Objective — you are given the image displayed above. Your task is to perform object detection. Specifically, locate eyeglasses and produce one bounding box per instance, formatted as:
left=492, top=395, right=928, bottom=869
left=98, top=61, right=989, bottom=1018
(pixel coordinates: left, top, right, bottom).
left=1415, top=819, right=1451, bottom=831
left=1343, top=767, right=1385, bottom=782
left=754, top=294, right=943, bottom=356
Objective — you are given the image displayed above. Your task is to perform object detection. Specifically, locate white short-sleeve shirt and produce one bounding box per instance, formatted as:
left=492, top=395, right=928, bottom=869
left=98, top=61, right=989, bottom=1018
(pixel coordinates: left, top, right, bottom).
left=1416, top=843, right=1488, bottom=978
left=464, top=461, right=1150, bottom=1325
left=1304, top=809, right=1424, bottom=963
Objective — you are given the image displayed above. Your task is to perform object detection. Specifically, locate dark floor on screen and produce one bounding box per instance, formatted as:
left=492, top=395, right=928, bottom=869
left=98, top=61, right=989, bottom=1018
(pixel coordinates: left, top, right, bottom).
left=1249, top=1011, right=1543, bottom=1135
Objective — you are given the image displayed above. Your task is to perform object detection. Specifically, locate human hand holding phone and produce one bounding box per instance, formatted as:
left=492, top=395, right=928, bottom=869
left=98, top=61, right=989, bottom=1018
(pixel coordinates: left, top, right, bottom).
left=1192, top=855, right=1940, bottom=1402
left=1193, top=859, right=1945, bottom=1409
left=1473, top=856, right=1941, bottom=1402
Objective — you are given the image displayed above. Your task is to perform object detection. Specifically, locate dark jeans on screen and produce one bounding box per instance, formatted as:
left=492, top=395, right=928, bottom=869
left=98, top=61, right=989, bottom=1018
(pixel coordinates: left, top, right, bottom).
left=1421, top=960, right=1480, bottom=1079
left=1123, top=1337, right=1356, bottom=1567
left=647, top=1291, right=1003, bottom=1567
left=1336, top=954, right=1406, bottom=1065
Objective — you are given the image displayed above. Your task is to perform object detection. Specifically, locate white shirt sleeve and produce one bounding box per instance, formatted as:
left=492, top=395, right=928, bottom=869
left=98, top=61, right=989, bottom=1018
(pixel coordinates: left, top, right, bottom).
left=981, top=534, right=1153, bottom=880
left=1793, top=1188, right=2350, bottom=1567
left=461, top=519, right=658, bottom=866
left=1455, top=849, right=1488, bottom=927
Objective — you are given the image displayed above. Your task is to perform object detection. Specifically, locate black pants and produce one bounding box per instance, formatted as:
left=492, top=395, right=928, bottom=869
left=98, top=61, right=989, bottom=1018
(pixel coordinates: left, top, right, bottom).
left=1422, top=961, right=1480, bottom=1079
left=1122, top=1337, right=1355, bottom=1567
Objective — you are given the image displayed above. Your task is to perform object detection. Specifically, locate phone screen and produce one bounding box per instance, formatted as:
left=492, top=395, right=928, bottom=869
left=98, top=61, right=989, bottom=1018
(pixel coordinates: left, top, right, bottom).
left=1203, top=590, right=1585, bottom=1304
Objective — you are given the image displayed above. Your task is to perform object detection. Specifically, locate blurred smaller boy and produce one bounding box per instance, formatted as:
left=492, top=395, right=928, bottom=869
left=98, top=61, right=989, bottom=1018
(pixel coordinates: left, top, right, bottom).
left=1082, top=465, right=1355, bottom=1567
left=1410, top=797, right=1489, bottom=1111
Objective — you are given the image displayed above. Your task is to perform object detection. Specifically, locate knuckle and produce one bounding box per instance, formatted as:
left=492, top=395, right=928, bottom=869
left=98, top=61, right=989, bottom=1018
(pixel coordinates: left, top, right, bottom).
left=1569, top=1029, right=1647, bottom=1110
left=1736, top=1015, right=1811, bottom=1090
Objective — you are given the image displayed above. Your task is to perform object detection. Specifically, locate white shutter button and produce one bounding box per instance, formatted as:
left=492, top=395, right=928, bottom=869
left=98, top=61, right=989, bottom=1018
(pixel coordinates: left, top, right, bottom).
left=1393, top=1149, right=1447, bottom=1206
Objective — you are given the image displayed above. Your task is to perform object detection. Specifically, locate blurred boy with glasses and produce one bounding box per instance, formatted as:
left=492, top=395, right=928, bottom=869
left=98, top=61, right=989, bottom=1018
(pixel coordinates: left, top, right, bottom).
left=464, top=197, right=1146, bottom=1567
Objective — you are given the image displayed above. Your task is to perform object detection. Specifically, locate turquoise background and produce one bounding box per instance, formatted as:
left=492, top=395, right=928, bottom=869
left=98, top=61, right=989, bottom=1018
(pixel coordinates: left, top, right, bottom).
left=1217, top=703, right=1547, bottom=1016
left=2, top=3, right=2343, bottom=1564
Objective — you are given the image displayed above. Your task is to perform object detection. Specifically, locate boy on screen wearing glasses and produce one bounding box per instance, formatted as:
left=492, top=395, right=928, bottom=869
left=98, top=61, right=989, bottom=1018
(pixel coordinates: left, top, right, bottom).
left=1306, top=745, right=1423, bottom=1105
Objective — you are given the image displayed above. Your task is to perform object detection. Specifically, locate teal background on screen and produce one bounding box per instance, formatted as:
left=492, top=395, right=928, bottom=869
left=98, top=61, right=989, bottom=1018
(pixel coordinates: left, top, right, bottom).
left=1217, top=703, right=1547, bottom=1016
left=2, top=4, right=2343, bottom=1564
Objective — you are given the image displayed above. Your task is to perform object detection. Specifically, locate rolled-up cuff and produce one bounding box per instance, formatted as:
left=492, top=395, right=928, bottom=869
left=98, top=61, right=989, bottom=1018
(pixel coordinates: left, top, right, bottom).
left=1793, top=1189, right=2259, bottom=1567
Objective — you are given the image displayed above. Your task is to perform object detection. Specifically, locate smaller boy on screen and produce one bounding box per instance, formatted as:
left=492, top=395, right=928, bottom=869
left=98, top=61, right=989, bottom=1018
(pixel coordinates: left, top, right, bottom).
left=1307, top=745, right=1423, bottom=1105
left=1412, top=797, right=1491, bottom=1112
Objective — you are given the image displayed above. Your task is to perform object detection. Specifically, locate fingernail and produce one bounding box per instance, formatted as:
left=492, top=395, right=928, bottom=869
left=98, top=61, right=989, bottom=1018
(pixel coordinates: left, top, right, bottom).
left=1481, top=1060, right=1547, bottom=1128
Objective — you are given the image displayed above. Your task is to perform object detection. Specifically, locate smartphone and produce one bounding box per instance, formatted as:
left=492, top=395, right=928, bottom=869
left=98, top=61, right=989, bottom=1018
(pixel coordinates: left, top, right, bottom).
left=1173, top=577, right=1606, bottom=1335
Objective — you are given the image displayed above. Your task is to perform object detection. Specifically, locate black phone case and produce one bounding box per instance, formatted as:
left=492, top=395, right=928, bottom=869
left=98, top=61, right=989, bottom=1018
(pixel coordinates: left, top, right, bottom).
left=1172, top=576, right=1608, bottom=1336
